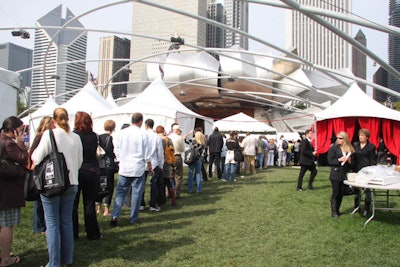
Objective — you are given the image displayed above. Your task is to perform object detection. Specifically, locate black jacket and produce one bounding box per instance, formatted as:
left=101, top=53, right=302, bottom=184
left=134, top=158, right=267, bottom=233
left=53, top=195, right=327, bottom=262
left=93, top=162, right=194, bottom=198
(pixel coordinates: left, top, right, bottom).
left=298, top=138, right=315, bottom=166
left=352, top=141, right=377, bottom=172
left=327, top=144, right=351, bottom=182
left=207, top=130, right=223, bottom=153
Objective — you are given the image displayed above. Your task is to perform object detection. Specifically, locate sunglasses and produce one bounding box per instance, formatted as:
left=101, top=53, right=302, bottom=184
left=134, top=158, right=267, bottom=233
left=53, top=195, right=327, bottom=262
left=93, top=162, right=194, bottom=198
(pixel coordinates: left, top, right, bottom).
left=337, top=137, right=344, bottom=140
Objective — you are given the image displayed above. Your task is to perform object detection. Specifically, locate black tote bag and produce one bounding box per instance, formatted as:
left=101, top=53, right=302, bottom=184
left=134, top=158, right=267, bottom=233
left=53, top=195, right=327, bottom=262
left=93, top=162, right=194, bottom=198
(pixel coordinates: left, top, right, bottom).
left=34, top=129, right=70, bottom=198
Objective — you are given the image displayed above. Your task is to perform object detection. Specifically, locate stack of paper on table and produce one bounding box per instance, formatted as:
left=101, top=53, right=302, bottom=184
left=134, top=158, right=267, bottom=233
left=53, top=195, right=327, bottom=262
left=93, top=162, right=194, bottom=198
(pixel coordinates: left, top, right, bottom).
left=368, top=175, right=400, bottom=186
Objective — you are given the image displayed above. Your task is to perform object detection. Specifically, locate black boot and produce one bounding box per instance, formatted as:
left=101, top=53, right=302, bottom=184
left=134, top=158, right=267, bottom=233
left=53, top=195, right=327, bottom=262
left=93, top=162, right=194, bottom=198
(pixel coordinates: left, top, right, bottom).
left=331, top=199, right=340, bottom=217
left=363, top=201, right=371, bottom=217
left=354, top=196, right=360, bottom=212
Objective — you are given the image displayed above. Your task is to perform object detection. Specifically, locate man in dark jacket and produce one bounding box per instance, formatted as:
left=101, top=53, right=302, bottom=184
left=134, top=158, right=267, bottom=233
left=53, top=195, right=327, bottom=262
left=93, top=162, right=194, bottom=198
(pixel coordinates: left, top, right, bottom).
left=296, top=130, right=317, bottom=191
left=207, top=127, right=223, bottom=179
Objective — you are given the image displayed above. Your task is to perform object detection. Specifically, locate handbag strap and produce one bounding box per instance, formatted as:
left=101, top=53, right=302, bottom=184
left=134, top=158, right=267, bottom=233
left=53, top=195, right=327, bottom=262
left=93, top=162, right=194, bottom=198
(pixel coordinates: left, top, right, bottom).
left=0, top=140, right=5, bottom=159
left=49, top=129, right=59, bottom=154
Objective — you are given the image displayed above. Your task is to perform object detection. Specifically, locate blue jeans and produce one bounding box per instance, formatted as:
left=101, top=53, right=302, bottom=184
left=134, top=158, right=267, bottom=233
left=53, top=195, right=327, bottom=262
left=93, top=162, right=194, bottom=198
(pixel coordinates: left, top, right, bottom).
left=187, top=158, right=202, bottom=193
left=223, top=163, right=236, bottom=181
left=111, top=174, right=145, bottom=224
left=256, top=153, right=264, bottom=169
left=41, top=185, right=78, bottom=267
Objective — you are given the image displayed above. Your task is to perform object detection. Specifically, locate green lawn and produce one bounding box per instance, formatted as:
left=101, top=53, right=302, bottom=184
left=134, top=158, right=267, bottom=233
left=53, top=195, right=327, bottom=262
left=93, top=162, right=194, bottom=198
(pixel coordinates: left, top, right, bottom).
left=12, top=166, right=400, bottom=266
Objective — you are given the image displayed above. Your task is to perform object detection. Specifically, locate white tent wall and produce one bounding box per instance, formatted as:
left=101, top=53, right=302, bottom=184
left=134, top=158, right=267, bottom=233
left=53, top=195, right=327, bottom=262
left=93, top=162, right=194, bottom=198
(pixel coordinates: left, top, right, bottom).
left=0, top=68, right=20, bottom=123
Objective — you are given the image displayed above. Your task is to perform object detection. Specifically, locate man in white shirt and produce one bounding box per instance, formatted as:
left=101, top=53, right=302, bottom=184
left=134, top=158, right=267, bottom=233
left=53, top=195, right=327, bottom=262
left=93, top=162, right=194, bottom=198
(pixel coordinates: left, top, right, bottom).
left=143, top=119, right=164, bottom=212
left=241, top=132, right=258, bottom=175
left=110, top=113, right=153, bottom=226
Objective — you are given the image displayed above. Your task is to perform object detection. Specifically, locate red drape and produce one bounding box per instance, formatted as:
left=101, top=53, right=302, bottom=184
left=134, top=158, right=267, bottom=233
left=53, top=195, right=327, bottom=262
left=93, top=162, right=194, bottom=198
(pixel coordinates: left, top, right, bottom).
left=316, top=120, right=333, bottom=154
left=358, top=117, right=380, bottom=149
left=332, top=117, right=356, bottom=140
left=382, top=119, right=400, bottom=164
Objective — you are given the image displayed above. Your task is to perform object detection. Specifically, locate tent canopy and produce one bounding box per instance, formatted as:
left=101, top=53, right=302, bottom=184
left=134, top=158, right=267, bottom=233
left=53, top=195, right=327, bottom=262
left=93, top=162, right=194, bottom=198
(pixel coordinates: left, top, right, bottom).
left=315, top=83, right=400, bottom=121
left=61, top=82, right=115, bottom=115
left=314, top=83, right=400, bottom=164
left=213, top=112, right=276, bottom=134
left=93, top=78, right=213, bottom=135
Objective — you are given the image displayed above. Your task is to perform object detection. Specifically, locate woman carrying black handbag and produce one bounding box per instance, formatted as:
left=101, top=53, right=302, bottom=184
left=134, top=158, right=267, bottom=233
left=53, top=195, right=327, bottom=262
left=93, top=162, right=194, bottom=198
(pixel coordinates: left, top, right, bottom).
left=96, top=120, right=117, bottom=217
left=0, top=116, right=28, bottom=266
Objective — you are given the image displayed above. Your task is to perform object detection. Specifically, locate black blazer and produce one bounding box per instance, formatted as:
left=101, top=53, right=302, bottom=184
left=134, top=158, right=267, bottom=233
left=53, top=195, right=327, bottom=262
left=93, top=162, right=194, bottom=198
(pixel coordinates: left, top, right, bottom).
left=352, top=141, right=377, bottom=172
left=298, top=138, right=315, bottom=166
left=327, top=144, right=351, bottom=182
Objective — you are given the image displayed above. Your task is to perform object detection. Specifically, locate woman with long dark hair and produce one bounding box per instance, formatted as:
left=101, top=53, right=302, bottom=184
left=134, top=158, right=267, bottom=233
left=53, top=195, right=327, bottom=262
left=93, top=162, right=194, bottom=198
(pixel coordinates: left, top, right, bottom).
left=0, top=116, right=28, bottom=266
left=32, top=108, right=83, bottom=267
left=72, top=111, right=102, bottom=240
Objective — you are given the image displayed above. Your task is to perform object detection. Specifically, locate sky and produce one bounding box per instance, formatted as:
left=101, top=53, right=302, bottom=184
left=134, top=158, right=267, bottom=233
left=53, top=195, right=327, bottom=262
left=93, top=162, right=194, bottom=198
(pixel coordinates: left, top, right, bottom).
left=0, top=0, right=390, bottom=82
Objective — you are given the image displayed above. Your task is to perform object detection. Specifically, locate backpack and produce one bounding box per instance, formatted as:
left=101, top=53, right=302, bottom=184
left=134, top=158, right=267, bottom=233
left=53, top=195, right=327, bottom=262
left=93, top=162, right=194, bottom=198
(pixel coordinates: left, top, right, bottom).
left=164, top=137, right=175, bottom=165
left=281, top=140, right=288, bottom=149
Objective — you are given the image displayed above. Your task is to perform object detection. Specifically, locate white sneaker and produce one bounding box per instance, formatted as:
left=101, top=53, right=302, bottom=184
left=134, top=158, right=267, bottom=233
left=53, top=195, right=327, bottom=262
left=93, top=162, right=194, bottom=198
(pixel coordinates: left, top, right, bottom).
left=149, top=206, right=161, bottom=212
left=221, top=179, right=227, bottom=182
left=139, top=205, right=145, bottom=211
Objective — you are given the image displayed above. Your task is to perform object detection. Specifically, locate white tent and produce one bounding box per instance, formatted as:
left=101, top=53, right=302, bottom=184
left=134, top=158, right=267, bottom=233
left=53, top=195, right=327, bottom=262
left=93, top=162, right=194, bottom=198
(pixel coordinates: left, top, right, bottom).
left=315, top=83, right=400, bottom=121
left=314, top=83, right=400, bottom=157
left=21, top=98, right=59, bottom=142
left=0, top=67, right=20, bottom=123
left=213, top=112, right=277, bottom=134
left=61, top=82, right=115, bottom=116
left=92, top=78, right=213, bottom=135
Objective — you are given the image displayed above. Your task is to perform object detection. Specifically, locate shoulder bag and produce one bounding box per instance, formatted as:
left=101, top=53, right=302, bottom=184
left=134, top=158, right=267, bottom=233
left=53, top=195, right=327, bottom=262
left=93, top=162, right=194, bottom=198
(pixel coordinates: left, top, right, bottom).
left=34, top=129, right=70, bottom=198
left=0, top=140, right=26, bottom=180
left=184, top=143, right=201, bottom=165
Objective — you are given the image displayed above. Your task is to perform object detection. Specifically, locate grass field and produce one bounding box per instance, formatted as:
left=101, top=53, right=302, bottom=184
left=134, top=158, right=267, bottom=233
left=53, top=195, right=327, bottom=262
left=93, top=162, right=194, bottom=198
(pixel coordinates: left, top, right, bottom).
left=11, top=165, right=400, bottom=266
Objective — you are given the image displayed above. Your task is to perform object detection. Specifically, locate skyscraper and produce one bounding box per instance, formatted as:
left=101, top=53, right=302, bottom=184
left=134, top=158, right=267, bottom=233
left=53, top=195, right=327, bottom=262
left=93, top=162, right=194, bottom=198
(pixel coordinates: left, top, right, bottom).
left=0, top=42, right=32, bottom=89
left=224, top=0, right=249, bottom=49
left=130, top=1, right=207, bottom=86
left=388, top=0, right=400, bottom=97
left=207, top=1, right=225, bottom=48
left=285, top=0, right=352, bottom=70
left=31, top=5, right=87, bottom=106
left=98, top=36, right=131, bottom=99
left=352, top=30, right=367, bottom=92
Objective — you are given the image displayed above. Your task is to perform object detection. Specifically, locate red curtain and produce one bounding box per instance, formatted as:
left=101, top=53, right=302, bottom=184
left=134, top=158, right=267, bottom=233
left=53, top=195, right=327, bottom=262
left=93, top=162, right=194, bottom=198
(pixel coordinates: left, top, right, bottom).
left=332, top=117, right=356, bottom=140
left=358, top=117, right=380, bottom=149
left=382, top=119, right=400, bottom=164
left=316, top=120, right=333, bottom=154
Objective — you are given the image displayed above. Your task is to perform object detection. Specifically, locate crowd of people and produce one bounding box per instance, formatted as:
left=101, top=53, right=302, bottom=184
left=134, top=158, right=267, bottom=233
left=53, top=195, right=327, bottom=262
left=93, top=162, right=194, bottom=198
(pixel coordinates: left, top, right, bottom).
left=0, top=108, right=392, bottom=266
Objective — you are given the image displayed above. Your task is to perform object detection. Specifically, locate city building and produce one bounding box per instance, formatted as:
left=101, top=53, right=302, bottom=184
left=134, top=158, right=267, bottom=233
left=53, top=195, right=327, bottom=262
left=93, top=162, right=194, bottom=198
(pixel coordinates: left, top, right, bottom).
left=388, top=0, right=400, bottom=98
left=352, top=29, right=367, bottom=92
left=31, top=5, right=87, bottom=106
left=206, top=1, right=225, bottom=48
left=130, top=1, right=208, bottom=88
left=223, top=0, right=249, bottom=49
left=97, top=36, right=131, bottom=99
left=285, top=0, right=352, bottom=70
left=0, top=42, right=32, bottom=89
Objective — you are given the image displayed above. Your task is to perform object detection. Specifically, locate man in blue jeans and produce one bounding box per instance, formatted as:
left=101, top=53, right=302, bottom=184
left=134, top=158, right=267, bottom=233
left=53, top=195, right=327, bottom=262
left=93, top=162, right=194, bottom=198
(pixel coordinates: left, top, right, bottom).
left=110, top=113, right=153, bottom=226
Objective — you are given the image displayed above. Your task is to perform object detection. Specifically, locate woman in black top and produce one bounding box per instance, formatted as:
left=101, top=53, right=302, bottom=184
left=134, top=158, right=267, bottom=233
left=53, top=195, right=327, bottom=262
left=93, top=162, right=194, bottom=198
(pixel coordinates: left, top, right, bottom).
left=352, top=128, right=377, bottom=216
left=96, top=120, right=117, bottom=217
left=72, top=112, right=101, bottom=240
left=327, top=131, right=354, bottom=217
left=222, top=131, right=241, bottom=182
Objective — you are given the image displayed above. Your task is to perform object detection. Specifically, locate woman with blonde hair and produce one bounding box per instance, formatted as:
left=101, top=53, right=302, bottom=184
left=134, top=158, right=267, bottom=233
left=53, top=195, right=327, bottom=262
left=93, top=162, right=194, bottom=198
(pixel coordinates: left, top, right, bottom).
left=28, top=116, right=54, bottom=234
left=327, top=131, right=355, bottom=217
left=32, top=108, right=83, bottom=267
left=186, top=131, right=206, bottom=193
